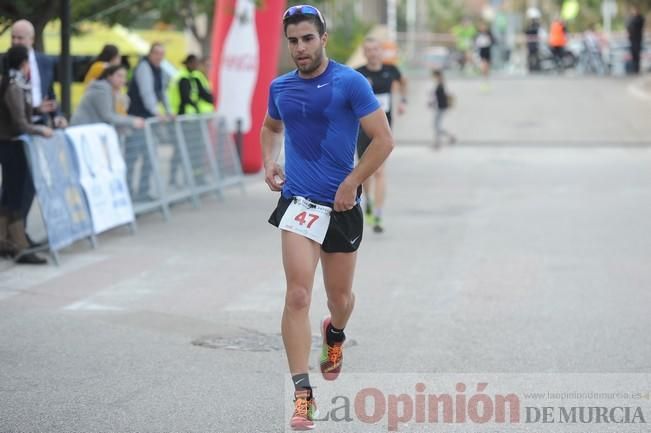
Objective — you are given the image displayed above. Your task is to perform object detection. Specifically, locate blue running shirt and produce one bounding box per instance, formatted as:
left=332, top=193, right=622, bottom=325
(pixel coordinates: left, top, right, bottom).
left=268, top=60, right=380, bottom=204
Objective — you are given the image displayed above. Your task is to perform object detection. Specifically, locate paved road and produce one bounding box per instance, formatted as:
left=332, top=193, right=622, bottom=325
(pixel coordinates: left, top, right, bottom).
left=393, top=75, right=651, bottom=146
left=1, top=75, right=651, bottom=433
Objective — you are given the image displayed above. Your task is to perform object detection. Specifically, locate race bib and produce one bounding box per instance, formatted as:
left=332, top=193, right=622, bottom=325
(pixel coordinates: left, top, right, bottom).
left=376, top=93, right=391, bottom=112
left=279, top=197, right=332, bottom=244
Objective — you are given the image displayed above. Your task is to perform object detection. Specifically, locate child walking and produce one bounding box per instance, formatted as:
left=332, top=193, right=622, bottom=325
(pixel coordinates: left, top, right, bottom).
left=429, top=70, right=456, bottom=148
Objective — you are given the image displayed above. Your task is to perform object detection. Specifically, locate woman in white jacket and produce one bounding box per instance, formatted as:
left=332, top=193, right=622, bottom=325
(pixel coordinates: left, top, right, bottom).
left=71, top=65, right=145, bottom=130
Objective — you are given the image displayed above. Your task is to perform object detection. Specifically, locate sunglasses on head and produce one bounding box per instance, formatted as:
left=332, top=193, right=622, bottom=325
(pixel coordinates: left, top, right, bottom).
left=282, top=5, right=326, bottom=28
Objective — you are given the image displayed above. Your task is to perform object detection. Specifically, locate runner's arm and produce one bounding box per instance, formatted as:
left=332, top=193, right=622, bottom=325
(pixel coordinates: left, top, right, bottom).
left=397, top=75, right=408, bottom=102
left=395, top=74, right=408, bottom=114
left=334, top=108, right=394, bottom=211
left=261, top=112, right=285, bottom=191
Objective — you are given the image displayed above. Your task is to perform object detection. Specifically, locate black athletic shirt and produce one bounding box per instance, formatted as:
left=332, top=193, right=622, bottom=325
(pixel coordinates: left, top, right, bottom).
left=355, top=64, right=402, bottom=119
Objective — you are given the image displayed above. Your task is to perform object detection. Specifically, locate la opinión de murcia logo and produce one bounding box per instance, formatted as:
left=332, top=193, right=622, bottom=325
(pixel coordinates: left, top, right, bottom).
left=525, top=406, right=646, bottom=424
left=308, top=382, right=648, bottom=431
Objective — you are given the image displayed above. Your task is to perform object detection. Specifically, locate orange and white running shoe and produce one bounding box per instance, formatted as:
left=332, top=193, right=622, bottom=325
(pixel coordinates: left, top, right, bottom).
left=319, top=316, right=344, bottom=381
left=290, top=389, right=317, bottom=431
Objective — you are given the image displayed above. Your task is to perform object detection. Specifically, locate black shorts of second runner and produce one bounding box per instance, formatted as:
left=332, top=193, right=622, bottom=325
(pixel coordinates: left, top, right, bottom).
left=357, top=111, right=393, bottom=159
left=479, top=48, right=492, bottom=63
left=268, top=195, right=364, bottom=253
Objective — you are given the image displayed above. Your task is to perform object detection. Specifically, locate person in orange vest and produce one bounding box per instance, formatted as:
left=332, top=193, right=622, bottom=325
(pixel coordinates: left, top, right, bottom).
left=548, top=18, right=568, bottom=72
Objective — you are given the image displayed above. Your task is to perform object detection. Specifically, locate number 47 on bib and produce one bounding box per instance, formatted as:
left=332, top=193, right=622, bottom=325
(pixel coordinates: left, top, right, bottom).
left=279, top=197, right=331, bottom=244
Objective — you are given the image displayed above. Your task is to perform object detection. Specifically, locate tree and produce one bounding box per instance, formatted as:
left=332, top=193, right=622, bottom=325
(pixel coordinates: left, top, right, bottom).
left=0, top=1, right=61, bottom=51
left=424, top=0, right=465, bottom=33
left=2, top=0, right=218, bottom=56
left=75, top=0, right=218, bottom=56
left=156, top=0, right=217, bottom=58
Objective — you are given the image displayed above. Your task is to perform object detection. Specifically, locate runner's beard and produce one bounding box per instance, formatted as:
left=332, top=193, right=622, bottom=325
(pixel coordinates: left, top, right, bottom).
left=294, top=49, right=324, bottom=75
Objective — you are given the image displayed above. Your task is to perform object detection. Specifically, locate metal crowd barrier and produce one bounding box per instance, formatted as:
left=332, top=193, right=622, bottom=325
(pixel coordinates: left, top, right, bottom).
left=123, top=113, right=245, bottom=219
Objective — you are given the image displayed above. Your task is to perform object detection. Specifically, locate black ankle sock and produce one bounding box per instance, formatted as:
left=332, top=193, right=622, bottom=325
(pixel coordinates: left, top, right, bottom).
left=292, top=373, right=312, bottom=393
left=327, top=323, right=346, bottom=345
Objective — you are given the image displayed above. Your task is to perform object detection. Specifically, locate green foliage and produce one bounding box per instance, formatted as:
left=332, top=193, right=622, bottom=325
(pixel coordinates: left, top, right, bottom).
left=327, top=18, right=371, bottom=63
left=423, top=0, right=466, bottom=33
left=0, top=0, right=60, bottom=50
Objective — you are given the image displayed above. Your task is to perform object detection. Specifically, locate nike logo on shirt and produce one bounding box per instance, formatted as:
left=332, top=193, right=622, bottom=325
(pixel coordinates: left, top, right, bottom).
left=350, top=235, right=361, bottom=245
left=317, top=83, right=330, bottom=88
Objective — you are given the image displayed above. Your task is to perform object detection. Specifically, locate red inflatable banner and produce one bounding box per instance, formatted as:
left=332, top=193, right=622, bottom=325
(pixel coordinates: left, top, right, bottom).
left=210, top=0, right=286, bottom=173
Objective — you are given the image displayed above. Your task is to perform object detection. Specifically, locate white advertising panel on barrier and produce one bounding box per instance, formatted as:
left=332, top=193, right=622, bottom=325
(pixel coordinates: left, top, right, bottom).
left=65, top=124, right=135, bottom=234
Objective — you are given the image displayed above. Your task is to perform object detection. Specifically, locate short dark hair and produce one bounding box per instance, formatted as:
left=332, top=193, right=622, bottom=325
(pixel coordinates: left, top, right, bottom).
left=1, top=45, right=29, bottom=99
left=283, top=13, right=325, bottom=37
left=183, top=54, right=199, bottom=66
left=98, top=64, right=126, bottom=80
left=432, top=69, right=443, bottom=79
left=3, top=45, right=29, bottom=71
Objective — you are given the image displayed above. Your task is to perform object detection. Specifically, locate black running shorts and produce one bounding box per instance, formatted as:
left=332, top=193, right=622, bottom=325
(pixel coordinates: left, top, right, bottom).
left=268, top=195, right=363, bottom=253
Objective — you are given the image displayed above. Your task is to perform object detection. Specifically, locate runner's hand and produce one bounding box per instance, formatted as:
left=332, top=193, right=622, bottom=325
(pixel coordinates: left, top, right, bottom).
left=264, top=161, right=285, bottom=191
left=334, top=178, right=357, bottom=212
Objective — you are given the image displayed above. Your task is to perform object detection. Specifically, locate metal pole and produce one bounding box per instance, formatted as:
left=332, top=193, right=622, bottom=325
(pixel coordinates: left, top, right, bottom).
left=60, top=0, right=72, bottom=119
left=235, top=118, right=244, bottom=164
left=387, top=0, right=397, bottom=43
left=407, top=0, right=417, bottom=63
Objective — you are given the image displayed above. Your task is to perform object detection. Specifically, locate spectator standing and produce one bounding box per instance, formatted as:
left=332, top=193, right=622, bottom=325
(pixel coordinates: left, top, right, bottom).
left=429, top=70, right=456, bottom=149
left=525, top=17, right=542, bottom=72
left=627, top=5, right=645, bottom=74
left=83, top=44, right=121, bottom=85
left=10, top=20, right=67, bottom=129
left=125, top=43, right=171, bottom=201
left=167, top=54, right=214, bottom=186
left=0, top=46, right=53, bottom=264
left=168, top=54, right=214, bottom=115
left=548, top=18, right=568, bottom=73
left=196, top=57, right=215, bottom=113
left=10, top=19, right=66, bottom=245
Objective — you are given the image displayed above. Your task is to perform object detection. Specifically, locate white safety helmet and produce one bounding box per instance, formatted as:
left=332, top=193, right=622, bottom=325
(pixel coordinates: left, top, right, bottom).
left=526, top=7, right=542, bottom=19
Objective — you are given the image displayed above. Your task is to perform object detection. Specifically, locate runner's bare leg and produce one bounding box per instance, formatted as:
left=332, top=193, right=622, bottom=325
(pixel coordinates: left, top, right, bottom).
left=282, top=230, right=321, bottom=374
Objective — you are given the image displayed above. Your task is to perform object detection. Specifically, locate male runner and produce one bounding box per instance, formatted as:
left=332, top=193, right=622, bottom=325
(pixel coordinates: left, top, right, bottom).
left=261, top=5, right=394, bottom=430
left=356, top=37, right=407, bottom=233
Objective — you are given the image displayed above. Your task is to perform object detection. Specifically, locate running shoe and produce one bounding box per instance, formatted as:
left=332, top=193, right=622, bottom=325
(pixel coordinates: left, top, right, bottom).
left=364, top=205, right=374, bottom=226
left=290, top=389, right=317, bottom=431
left=320, top=316, right=344, bottom=381
left=373, top=217, right=384, bottom=234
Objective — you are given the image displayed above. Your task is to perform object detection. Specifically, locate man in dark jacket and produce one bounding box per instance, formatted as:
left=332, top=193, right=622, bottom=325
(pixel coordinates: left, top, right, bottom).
left=627, top=6, right=645, bottom=74
left=11, top=20, right=67, bottom=129
left=125, top=43, right=171, bottom=201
